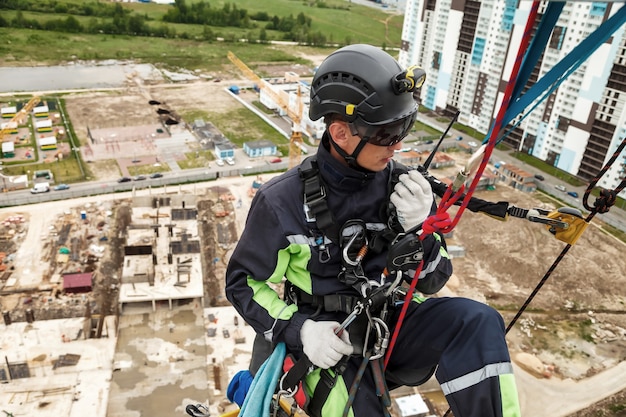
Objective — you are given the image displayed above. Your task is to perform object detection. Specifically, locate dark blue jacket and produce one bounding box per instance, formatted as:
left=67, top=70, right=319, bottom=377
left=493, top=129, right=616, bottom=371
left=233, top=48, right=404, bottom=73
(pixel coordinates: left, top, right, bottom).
left=225, top=135, right=453, bottom=352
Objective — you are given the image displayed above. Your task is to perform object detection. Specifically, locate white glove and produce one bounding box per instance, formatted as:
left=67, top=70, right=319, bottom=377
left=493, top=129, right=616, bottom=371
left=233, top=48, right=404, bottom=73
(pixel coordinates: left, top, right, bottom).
left=390, top=170, right=434, bottom=232
left=300, top=320, right=353, bottom=369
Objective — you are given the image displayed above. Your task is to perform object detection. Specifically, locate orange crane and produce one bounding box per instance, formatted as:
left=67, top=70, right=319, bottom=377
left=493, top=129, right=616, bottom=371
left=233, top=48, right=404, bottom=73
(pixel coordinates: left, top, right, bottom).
left=227, top=51, right=304, bottom=168
left=0, top=96, right=41, bottom=142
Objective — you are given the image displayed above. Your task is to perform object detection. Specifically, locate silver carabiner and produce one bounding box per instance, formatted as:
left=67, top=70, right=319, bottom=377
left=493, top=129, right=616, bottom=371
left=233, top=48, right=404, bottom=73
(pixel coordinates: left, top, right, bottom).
left=369, top=317, right=390, bottom=360
left=341, top=233, right=360, bottom=266
left=334, top=301, right=364, bottom=336
left=273, top=384, right=299, bottom=417
left=384, top=270, right=404, bottom=297
left=278, top=373, right=299, bottom=399
left=340, top=223, right=367, bottom=266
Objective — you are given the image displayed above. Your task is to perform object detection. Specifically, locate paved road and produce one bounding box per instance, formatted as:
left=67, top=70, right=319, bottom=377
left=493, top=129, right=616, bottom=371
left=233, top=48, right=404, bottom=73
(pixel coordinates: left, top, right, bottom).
left=516, top=361, right=626, bottom=417
left=344, top=0, right=401, bottom=12
left=6, top=110, right=625, bottom=234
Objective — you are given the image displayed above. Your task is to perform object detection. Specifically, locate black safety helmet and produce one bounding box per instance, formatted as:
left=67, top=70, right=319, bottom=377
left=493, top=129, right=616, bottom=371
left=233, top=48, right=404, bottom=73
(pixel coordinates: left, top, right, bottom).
left=309, top=44, right=425, bottom=168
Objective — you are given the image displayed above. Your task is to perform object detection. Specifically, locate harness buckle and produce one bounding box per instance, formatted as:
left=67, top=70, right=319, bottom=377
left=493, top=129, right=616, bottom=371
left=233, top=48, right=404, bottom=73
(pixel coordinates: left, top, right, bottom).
left=304, top=183, right=327, bottom=207
left=303, top=203, right=316, bottom=223
left=319, top=368, right=338, bottom=389
left=303, top=184, right=326, bottom=223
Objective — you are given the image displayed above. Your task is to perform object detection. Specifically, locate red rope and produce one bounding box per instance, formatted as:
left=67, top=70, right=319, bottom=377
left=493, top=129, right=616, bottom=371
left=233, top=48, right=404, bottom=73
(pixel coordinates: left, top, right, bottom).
left=383, top=209, right=454, bottom=369
left=384, top=2, right=541, bottom=370
left=440, top=1, right=540, bottom=231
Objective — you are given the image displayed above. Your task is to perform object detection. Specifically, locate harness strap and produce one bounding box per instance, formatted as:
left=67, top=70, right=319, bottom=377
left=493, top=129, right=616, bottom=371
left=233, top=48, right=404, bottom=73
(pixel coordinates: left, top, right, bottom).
left=300, top=156, right=340, bottom=243
left=282, top=355, right=348, bottom=417
left=506, top=205, right=529, bottom=219
left=308, top=368, right=339, bottom=417
left=280, top=354, right=312, bottom=394
left=291, top=290, right=360, bottom=314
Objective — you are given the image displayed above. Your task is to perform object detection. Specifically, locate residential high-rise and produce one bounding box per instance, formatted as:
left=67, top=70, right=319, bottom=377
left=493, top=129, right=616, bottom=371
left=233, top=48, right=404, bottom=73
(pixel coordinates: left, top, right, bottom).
left=399, top=1, right=626, bottom=195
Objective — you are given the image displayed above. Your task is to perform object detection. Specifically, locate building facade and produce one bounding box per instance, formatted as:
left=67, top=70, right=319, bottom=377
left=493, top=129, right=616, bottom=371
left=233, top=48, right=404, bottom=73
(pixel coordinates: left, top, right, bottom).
left=399, top=1, right=626, bottom=195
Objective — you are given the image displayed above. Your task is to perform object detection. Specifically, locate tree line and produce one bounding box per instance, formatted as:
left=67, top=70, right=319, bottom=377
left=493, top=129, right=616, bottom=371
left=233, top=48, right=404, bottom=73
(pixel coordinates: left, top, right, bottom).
left=0, top=0, right=329, bottom=45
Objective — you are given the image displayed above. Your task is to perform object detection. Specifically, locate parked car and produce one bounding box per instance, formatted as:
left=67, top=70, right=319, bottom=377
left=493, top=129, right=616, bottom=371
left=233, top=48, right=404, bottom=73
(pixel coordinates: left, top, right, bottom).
left=133, top=175, right=147, bottom=181
left=53, top=183, right=70, bottom=191
left=30, top=183, right=50, bottom=194
left=468, top=141, right=478, bottom=147
left=270, top=158, right=282, bottom=164
left=456, top=136, right=463, bottom=141
left=534, top=174, right=545, bottom=181
left=554, top=185, right=566, bottom=192
left=117, top=176, right=132, bottom=183
left=215, top=159, right=225, bottom=167
left=149, top=172, right=163, bottom=179
left=425, top=140, right=434, bottom=144
left=567, top=191, right=579, bottom=198
left=225, top=157, right=235, bottom=166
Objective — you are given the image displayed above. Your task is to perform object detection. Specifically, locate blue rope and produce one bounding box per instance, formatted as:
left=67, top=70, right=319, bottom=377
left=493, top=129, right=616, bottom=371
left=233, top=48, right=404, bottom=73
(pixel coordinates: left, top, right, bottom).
left=501, top=4, right=626, bottom=135
left=510, top=2, right=565, bottom=102
left=482, top=3, right=626, bottom=146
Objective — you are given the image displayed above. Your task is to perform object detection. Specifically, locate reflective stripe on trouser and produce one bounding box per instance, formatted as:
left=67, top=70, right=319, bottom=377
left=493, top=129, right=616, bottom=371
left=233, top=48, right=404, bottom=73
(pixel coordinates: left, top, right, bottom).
left=386, top=297, right=521, bottom=417
left=442, top=362, right=521, bottom=417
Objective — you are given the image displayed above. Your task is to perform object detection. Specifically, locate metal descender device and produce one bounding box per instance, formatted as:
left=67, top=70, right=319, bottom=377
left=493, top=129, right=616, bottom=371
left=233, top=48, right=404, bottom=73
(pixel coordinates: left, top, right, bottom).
left=507, top=205, right=588, bottom=245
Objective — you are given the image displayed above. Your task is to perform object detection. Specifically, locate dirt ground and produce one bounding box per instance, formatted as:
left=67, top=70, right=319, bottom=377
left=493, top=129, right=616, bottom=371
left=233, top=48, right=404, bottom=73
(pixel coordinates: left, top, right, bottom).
left=448, top=186, right=626, bottom=377
left=4, top=55, right=626, bottom=415
left=62, top=79, right=244, bottom=180
left=62, top=51, right=326, bottom=182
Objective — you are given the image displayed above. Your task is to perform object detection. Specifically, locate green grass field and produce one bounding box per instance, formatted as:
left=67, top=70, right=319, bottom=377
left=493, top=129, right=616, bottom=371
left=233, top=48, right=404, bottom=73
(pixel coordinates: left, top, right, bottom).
left=0, top=0, right=402, bottom=69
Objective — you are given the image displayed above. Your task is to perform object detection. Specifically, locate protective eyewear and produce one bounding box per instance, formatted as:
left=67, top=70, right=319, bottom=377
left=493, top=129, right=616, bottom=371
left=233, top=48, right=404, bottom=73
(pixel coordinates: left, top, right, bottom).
left=350, top=111, right=417, bottom=147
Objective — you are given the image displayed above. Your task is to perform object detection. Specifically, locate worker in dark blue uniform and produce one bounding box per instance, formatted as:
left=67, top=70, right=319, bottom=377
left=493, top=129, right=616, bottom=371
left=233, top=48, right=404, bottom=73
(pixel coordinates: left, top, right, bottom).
left=225, top=44, right=521, bottom=417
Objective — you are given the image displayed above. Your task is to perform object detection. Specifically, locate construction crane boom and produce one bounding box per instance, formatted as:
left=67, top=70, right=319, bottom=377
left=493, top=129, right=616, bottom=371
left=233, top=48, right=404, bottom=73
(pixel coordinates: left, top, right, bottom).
left=0, top=96, right=41, bottom=142
left=227, top=51, right=304, bottom=168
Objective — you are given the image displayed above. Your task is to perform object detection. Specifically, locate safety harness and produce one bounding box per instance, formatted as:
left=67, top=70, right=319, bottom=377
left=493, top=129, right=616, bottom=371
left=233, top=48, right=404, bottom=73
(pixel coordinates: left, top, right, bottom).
left=274, top=155, right=427, bottom=417
left=300, top=154, right=408, bottom=244
left=300, top=156, right=341, bottom=245
left=241, top=136, right=624, bottom=417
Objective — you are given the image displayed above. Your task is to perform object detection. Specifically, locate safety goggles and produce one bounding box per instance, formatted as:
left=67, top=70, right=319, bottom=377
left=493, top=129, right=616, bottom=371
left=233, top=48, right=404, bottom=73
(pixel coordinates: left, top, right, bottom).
left=349, top=111, right=417, bottom=147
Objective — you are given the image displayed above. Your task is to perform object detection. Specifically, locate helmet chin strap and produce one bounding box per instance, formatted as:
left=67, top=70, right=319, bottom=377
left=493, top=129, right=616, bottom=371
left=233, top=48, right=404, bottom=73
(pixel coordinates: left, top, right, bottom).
left=329, top=137, right=370, bottom=171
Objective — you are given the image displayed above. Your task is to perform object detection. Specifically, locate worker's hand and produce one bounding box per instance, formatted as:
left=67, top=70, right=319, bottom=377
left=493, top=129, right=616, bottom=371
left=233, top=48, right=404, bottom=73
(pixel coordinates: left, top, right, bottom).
left=390, top=170, right=434, bottom=232
left=300, top=320, right=353, bottom=369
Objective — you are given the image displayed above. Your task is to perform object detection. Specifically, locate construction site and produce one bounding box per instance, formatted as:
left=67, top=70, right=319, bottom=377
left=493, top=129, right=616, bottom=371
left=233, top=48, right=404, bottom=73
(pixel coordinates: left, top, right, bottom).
left=0, top=178, right=256, bottom=417
left=0, top=150, right=625, bottom=417
left=0, top=54, right=625, bottom=417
